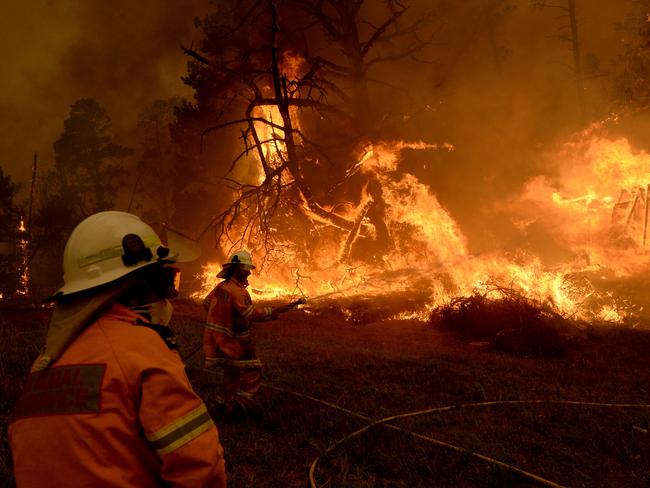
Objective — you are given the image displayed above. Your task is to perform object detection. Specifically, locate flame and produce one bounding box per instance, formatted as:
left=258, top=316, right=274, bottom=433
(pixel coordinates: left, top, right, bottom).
left=247, top=104, right=303, bottom=186
left=511, top=123, right=650, bottom=275
left=280, top=51, right=305, bottom=81
left=17, top=216, right=30, bottom=296
left=196, top=118, right=650, bottom=324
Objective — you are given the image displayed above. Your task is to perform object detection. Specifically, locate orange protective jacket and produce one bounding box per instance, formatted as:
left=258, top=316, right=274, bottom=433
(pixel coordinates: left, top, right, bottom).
left=203, top=278, right=275, bottom=368
left=9, top=303, right=227, bottom=488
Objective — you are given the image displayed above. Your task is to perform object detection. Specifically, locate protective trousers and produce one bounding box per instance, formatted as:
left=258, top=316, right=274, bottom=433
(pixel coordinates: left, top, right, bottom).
left=218, top=364, right=262, bottom=408
left=203, top=277, right=276, bottom=411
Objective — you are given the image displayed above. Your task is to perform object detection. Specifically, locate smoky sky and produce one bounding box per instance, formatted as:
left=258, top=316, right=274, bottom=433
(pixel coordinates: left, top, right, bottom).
left=0, top=0, right=634, bottom=226
left=396, top=0, right=630, bottom=246
left=0, top=0, right=208, bottom=186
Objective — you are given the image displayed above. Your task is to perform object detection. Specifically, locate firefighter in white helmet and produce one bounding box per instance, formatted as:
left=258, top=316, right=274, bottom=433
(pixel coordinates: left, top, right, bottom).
left=9, top=211, right=227, bottom=487
left=203, top=250, right=303, bottom=418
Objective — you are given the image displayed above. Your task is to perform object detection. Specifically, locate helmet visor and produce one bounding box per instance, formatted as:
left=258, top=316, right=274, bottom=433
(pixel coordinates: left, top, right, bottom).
left=149, top=223, right=201, bottom=263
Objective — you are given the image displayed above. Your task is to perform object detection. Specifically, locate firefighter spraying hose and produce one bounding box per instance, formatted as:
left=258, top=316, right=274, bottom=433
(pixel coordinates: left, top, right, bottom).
left=201, top=250, right=306, bottom=418
left=182, top=289, right=338, bottom=363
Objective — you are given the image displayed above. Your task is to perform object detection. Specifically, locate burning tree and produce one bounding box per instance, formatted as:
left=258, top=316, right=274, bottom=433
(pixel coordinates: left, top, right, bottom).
left=175, top=0, right=452, bottom=275
left=165, top=0, right=642, bottom=326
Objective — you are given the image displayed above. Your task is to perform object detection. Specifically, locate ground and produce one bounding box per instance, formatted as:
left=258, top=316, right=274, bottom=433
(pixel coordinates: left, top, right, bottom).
left=1, top=296, right=650, bottom=487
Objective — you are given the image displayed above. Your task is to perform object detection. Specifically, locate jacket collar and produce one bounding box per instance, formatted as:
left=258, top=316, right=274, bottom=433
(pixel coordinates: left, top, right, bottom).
left=98, top=302, right=144, bottom=324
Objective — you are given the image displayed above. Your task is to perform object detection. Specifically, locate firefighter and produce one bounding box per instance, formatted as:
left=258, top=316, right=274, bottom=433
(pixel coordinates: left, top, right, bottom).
left=203, top=251, right=302, bottom=418
left=9, top=211, right=227, bottom=488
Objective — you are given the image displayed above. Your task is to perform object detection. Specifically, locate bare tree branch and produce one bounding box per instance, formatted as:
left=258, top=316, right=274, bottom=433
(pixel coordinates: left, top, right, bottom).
left=361, top=4, right=406, bottom=57
left=181, top=45, right=210, bottom=65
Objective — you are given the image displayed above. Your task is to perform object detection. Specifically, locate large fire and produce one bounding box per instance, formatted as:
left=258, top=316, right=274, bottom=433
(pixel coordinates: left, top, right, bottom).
left=194, top=119, right=649, bottom=325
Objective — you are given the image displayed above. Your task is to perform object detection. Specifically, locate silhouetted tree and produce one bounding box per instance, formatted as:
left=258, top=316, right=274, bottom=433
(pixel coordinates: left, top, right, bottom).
left=0, top=167, right=21, bottom=297
left=486, top=1, right=515, bottom=75
left=30, top=98, right=132, bottom=293
left=532, top=0, right=587, bottom=120
left=130, top=97, right=183, bottom=224
left=614, top=0, right=650, bottom=111
left=52, top=98, right=132, bottom=217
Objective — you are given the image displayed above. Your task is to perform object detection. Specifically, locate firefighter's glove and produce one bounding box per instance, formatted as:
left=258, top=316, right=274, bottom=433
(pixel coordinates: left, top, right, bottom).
left=290, top=298, right=306, bottom=308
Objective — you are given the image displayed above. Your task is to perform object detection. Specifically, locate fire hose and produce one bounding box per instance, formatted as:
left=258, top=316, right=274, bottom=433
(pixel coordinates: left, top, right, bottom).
left=177, top=288, right=648, bottom=486
left=177, top=298, right=650, bottom=486
left=180, top=289, right=347, bottom=362
left=261, top=383, right=650, bottom=488
left=177, top=363, right=650, bottom=488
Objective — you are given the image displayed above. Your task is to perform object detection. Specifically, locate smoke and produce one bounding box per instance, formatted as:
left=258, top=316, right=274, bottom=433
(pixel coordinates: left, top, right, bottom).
left=0, top=0, right=208, bottom=185
left=375, top=0, right=631, bottom=254
left=0, top=0, right=636, bottom=255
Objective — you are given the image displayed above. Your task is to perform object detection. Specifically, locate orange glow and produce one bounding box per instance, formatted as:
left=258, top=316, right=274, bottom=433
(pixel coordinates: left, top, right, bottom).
left=196, top=122, right=649, bottom=324
left=511, top=123, right=650, bottom=275
left=17, top=216, right=30, bottom=296
left=280, top=51, right=305, bottom=81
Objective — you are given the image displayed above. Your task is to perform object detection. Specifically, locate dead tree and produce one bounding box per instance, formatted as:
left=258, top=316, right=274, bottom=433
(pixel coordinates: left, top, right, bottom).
left=285, top=0, right=434, bottom=136
left=532, top=0, right=586, bottom=120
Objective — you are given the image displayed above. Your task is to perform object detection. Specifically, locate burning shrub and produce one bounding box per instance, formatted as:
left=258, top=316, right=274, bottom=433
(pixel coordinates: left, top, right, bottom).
left=430, top=291, right=568, bottom=358
left=316, top=292, right=432, bottom=326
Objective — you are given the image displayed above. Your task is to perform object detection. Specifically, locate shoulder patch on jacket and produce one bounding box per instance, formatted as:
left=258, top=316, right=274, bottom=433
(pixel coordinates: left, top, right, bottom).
left=14, top=364, right=106, bottom=418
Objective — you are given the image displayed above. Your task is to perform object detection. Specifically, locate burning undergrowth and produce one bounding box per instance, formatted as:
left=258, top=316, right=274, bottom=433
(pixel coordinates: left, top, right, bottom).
left=193, top=95, right=650, bottom=329
left=300, top=288, right=433, bottom=326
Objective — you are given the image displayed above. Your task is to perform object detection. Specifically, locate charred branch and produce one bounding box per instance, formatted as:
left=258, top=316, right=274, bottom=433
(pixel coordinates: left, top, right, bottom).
left=339, top=198, right=373, bottom=263
left=366, top=45, right=427, bottom=69
left=181, top=45, right=210, bottom=65
left=360, top=4, right=406, bottom=57
left=284, top=0, right=346, bottom=40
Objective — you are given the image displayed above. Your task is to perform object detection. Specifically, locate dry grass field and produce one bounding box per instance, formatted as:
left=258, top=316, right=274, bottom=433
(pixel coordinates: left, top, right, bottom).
left=1, top=295, right=650, bottom=487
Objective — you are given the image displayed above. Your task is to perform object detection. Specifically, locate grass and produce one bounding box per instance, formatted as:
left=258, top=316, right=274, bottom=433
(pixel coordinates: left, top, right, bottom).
left=1, top=295, right=650, bottom=487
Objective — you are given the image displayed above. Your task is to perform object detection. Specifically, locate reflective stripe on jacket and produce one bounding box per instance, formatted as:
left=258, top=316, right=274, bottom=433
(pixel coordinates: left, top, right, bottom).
left=9, top=303, right=227, bottom=488
left=203, top=278, right=275, bottom=367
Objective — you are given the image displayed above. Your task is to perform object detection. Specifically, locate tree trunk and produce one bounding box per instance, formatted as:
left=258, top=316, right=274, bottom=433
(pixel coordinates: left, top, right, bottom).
left=568, top=0, right=585, bottom=120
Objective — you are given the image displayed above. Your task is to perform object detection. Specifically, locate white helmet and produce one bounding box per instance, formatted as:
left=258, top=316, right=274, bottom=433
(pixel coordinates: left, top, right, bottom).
left=56, top=211, right=197, bottom=297
left=217, top=250, right=256, bottom=278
